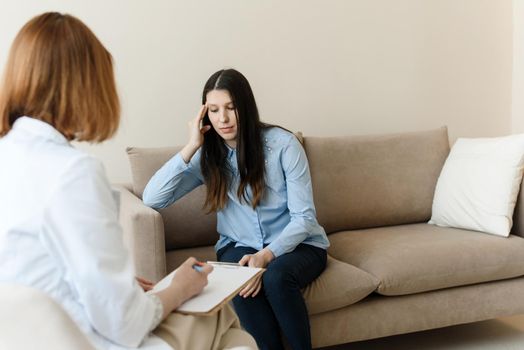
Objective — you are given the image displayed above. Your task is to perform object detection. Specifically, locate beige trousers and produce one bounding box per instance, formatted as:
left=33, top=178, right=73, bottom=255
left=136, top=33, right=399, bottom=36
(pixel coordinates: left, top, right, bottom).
left=154, top=304, right=257, bottom=350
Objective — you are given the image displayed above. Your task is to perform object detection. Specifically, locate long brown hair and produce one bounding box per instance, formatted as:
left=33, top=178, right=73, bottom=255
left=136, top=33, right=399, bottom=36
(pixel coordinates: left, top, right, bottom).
left=201, top=69, right=266, bottom=212
left=0, top=12, right=119, bottom=142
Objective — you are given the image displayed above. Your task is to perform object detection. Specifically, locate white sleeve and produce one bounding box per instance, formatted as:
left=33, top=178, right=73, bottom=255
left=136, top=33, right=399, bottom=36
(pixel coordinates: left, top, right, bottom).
left=41, top=155, right=155, bottom=348
left=147, top=294, right=164, bottom=332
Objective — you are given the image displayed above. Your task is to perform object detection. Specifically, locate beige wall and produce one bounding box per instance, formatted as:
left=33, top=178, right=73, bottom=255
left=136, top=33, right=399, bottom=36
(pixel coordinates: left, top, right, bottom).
left=0, top=0, right=514, bottom=183
left=513, top=0, right=524, bottom=133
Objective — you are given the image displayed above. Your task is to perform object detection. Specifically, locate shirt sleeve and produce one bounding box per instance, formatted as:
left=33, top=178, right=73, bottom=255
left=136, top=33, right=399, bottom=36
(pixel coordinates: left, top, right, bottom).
left=142, top=151, right=204, bottom=209
left=41, top=155, right=155, bottom=348
left=267, top=136, right=322, bottom=257
left=147, top=293, right=164, bottom=332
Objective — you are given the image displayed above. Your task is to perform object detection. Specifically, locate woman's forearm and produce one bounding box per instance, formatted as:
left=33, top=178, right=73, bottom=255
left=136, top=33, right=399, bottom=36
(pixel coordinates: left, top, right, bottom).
left=180, top=143, right=200, bottom=164
left=154, top=284, right=185, bottom=319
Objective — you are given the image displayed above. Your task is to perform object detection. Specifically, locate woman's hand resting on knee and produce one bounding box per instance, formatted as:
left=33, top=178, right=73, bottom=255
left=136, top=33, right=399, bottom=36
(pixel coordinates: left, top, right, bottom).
left=154, top=257, right=213, bottom=319
left=238, top=248, right=274, bottom=298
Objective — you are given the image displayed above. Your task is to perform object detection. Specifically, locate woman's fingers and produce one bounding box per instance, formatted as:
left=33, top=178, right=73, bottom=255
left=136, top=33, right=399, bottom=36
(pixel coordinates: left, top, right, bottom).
left=198, top=105, right=210, bottom=134
left=198, top=104, right=208, bottom=119
left=141, top=283, right=153, bottom=291
left=136, top=276, right=153, bottom=286
left=240, top=275, right=262, bottom=298
left=239, top=281, right=254, bottom=297
left=239, top=276, right=257, bottom=296
left=200, top=262, right=214, bottom=275
left=251, top=279, right=262, bottom=297
left=238, top=254, right=251, bottom=266
left=246, top=277, right=262, bottom=298
left=136, top=276, right=149, bottom=284
left=195, top=104, right=208, bottom=126
left=183, top=257, right=198, bottom=267
left=136, top=277, right=154, bottom=291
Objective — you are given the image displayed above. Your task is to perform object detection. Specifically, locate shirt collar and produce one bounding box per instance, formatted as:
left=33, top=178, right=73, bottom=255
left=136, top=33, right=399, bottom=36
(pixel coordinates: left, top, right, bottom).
left=226, top=144, right=236, bottom=159
left=11, top=116, right=70, bottom=145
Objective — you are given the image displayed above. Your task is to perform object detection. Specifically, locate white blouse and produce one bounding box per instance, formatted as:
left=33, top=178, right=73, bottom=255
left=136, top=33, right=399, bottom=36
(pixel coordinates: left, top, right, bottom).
left=0, top=117, right=169, bottom=350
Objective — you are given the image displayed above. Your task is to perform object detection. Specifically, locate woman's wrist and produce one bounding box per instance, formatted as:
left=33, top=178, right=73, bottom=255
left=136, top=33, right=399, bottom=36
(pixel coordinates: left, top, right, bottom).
left=180, top=143, right=200, bottom=163
left=154, top=286, right=180, bottom=319
left=259, top=248, right=275, bottom=265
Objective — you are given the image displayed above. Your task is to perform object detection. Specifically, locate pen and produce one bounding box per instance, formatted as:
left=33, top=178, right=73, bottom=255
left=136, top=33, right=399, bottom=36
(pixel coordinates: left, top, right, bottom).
left=192, top=262, right=204, bottom=272
left=207, top=261, right=240, bottom=267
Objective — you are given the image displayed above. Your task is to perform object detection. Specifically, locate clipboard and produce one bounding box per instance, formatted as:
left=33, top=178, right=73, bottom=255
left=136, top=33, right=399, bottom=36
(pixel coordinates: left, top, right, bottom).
left=149, top=261, right=265, bottom=316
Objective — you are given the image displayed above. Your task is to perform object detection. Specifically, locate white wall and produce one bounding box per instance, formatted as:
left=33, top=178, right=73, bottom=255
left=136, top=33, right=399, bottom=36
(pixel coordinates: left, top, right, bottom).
left=0, top=0, right=514, bottom=182
left=513, top=0, right=524, bottom=133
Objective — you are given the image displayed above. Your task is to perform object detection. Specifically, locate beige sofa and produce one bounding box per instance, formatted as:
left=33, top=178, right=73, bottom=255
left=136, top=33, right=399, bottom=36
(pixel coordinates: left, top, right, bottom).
left=0, top=284, right=95, bottom=350
left=120, top=127, right=524, bottom=349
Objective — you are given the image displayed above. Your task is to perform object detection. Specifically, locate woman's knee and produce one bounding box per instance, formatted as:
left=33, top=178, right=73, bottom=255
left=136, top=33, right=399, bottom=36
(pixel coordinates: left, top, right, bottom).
left=262, top=266, right=297, bottom=292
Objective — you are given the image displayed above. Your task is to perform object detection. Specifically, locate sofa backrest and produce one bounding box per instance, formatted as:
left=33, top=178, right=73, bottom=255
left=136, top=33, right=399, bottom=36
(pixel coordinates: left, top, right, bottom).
left=127, top=147, right=217, bottom=250
left=126, top=133, right=306, bottom=251
left=303, top=127, right=450, bottom=234
left=128, top=127, right=450, bottom=249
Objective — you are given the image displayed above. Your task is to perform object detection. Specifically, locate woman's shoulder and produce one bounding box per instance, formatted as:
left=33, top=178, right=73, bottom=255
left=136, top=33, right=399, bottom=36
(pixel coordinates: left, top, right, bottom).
left=262, top=126, right=296, bottom=146
left=26, top=143, right=107, bottom=201
left=51, top=144, right=102, bottom=170
left=40, top=143, right=107, bottom=186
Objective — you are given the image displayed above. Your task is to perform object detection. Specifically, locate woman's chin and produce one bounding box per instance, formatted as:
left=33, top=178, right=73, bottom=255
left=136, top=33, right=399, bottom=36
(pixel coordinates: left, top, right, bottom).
left=220, top=134, right=237, bottom=141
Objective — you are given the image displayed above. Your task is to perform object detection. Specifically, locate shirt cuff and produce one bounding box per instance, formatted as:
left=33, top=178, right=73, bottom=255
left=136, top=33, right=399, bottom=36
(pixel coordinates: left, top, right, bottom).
left=147, top=293, right=164, bottom=332
left=267, top=242, right=286, bottom=258
left=170, top=152, right=193, bottom=171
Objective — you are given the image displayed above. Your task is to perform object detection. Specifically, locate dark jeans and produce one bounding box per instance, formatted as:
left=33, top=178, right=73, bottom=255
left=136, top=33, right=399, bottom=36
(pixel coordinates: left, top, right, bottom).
left=217, top=243, right=327, bottom=350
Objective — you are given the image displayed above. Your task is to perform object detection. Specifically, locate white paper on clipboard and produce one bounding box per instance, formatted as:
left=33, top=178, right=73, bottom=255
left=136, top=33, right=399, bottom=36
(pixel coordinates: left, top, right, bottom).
left=149, top=262, right=264, bottom=315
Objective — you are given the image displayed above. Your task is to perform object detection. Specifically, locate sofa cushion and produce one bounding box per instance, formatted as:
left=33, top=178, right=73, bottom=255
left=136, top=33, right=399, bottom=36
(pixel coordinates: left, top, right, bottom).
left=328, top=223, right=524, bottom=296
left=302, top=256, right=379, bottom=315
left=166, top=248, right=379, bottom=316
left=309, top=277, right=524, bottom=347
left=166, top=249, right=378, bottom=315
left=303, top=127, right=449, bottom=234
left=127, top=147, right=217, bottom=249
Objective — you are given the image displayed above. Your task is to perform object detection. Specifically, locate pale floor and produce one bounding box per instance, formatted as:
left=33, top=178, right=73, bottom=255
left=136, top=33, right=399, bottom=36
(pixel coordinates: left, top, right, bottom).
left=320, top=314, right=524, bottom=350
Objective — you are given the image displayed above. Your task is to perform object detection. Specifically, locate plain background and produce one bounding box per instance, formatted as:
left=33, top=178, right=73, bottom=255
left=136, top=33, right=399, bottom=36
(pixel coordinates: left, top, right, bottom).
left=0, top=0, right=522, bottom=183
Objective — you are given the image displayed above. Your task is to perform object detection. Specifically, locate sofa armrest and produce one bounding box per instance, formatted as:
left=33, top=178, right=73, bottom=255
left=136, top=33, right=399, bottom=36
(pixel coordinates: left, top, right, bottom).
left=114, top=184, right=167, bottom=282
left=0, top=284, right=95, bottom=350
left=512, top=179, right=524, bottom=238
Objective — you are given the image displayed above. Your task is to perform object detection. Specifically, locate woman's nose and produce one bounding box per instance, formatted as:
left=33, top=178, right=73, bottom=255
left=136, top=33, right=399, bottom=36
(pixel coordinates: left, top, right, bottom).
left=219, top=110, right=229, bottom=123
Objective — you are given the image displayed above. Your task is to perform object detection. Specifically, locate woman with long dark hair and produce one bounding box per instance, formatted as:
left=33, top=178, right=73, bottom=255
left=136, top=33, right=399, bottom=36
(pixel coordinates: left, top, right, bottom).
left=144, top=68, right=330, bottom=350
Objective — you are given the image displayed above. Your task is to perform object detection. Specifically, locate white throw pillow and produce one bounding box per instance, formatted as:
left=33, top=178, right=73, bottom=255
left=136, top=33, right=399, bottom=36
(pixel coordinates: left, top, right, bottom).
left=429, top=134, right=524, bottom=237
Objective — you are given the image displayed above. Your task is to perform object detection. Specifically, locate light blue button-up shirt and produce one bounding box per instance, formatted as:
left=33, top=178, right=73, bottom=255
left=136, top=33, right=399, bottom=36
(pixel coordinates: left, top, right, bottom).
left=143, top=127, right=330, bottom=257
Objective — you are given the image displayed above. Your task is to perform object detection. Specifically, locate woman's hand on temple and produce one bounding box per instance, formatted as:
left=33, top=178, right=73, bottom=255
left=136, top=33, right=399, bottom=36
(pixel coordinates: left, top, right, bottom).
left=189, top=104, right=211, bottom=147
left=181, top=105, right=211, bottom=163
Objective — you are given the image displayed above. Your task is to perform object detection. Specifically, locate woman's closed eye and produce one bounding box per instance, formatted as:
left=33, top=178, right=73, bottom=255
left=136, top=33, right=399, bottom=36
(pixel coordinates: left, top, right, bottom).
left=209, top=106, right=235, bottom=113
